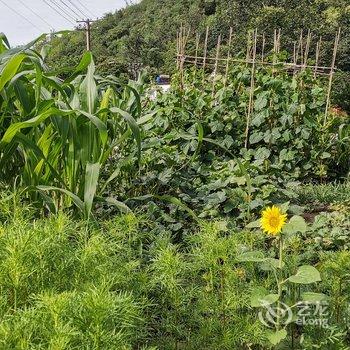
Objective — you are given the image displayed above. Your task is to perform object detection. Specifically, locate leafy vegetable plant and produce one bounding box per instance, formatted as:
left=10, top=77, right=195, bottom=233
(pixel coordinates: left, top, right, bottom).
left=240, top=206, right=325, bottom=346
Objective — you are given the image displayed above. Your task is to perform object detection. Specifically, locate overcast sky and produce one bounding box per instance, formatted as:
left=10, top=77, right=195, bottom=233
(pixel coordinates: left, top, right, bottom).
left=0, top=0, right=126, bottom=46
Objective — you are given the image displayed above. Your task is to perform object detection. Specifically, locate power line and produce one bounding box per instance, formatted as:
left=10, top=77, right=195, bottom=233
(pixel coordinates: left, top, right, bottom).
left=66, top=0, right=89, bottom=18
left=51, top=0, right=77, bottom=21
left=16, top=0, right=52, bottom=30
left=41, top=0, right=75, bottom=25
left=75, top=0, right=95, bottom=18
left=57, top=0, right=82, bottom=19
left=0, top=0, right=45, bottom=33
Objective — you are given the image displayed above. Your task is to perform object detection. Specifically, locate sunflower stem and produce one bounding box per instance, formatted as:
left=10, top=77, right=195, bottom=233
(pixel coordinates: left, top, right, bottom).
left=276, top=236, right=283, bottom=331
left=279, top=236, right=283, bottom=269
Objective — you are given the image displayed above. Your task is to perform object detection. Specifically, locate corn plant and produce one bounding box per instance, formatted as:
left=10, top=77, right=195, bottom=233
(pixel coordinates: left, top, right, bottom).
left=0, top=34, right=142, bottom=218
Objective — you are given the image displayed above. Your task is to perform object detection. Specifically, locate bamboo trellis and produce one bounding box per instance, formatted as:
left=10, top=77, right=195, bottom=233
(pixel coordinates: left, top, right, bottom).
left=176, top=26, right=341, bottom=148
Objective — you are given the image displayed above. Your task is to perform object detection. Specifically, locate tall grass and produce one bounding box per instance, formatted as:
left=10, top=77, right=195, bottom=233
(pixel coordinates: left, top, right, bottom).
left=0, top=194, right=349, bottom=349
left=0, top=220, right=146, bottom=348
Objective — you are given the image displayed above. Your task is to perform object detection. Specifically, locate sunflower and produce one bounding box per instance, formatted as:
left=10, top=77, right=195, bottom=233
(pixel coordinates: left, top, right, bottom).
left=260, top=205, right=287, bottom=236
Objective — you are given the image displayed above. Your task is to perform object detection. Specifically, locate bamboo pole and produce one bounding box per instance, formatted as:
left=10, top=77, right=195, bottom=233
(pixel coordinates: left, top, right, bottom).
left=184, top=27, right=191, bottom=49
left=277, top=28, right=281, bottom=54
left=273, top=29, right=277, bottom=72
left=182, top=54, right=333, bottom=71
left=176, top=31, right=180, bottom=69
left=179, top=25, right=184, bottom=54
left=178, top=25, right=184, bottom=87
left=261, top=32, right=265, bottom=63
left=293, top=41, right=296, bottom=65
left=180, top=26, right=191, bottom=56
left=296, top=30, right=303, bottom=65
left=178, top=25, right=184, bottom=67
left=294, top=30, right=303, bottom=76
left=224, top=27, right=233, bottom=86
left=179, top=26, right=190, bottom=90
left=194, top=32, right=200, bottom=67
left=212, top=34, right=222, bottom=97
left=202, top=26, right=209, bottom=69
left=314, top=37, right=322, bottom=79
left=181, top=58, right=333, bottom=75
left=303, top=29, right=311, bottom=69
left=177, top=28, right=336, bottom=82
left=246, top=30, right=252, bottom=66
left=324, top=27, right=341, bottom=125
left=244, top=29, right=257, bottom=149
left=202, top=26, right=209, bottom=84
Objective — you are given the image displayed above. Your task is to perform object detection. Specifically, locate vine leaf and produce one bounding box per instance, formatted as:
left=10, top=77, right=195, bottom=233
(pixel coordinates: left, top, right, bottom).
left=288, top=265, right=321, bottom=284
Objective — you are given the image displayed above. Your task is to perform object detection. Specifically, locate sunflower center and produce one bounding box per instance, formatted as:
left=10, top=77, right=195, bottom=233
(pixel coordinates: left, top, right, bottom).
left=269, top=216, right=279, bottom=228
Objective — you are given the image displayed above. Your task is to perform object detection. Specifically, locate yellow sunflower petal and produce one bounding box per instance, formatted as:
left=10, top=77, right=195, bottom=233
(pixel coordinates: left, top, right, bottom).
left=260, top=205, right=287, bottom=236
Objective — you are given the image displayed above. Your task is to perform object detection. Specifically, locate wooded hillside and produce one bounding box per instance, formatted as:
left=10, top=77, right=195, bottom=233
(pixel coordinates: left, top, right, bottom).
left=46, top=0, right=350, bottom=108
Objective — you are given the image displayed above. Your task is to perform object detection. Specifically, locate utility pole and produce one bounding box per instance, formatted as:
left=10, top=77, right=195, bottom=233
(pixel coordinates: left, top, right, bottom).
left=76, top=18, right=94, bottom=51
left=49, top=29, right=55, bottom=42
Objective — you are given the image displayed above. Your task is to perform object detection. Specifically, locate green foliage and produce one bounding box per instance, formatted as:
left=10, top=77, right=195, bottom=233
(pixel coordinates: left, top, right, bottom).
left=295, top=182, right=350, bottom=207
left=105, top=65, right=350, bottom=230
left=45, top=0, right=350, bottom=94
left=0, top=208, right=147, bottom=349
left=332, top=71, right=350, bottom=112
left=240, top=214, right=324, bottom=346
left=0, top=199, right=349, bottom=348
left=2, top=15, right=350, bottom=348
left=0, top=34, right=142, bottom=218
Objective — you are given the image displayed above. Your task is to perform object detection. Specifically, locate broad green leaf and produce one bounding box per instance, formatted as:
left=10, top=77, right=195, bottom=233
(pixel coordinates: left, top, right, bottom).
left=260, top=294, right=279, bottom=306
left=83, top=163, right=100, bottom=219
left=283, top=215, right=307, bottom=234
left=110, top=107, right=141, bottom=163
left=0, top=53, right=26, bottom=91
left=288, top=265, right=321, bottom=284
left=267, top=329, right=287, bottom=345
left=137, top=111, right=157, bottom=125
left=254, top=147, right=271, bottom=161
left=64, top=51, right=93, bottom=84
left=37, top=186, right=84, bottom=212
left=13, top=133, right=65, bottom=186
left=0, top=34, right=47, bottom=62
left=79, top=110, right=108, bottom=147
left=250, top=287, right=279, bottom=307
left=250, top=287, right=267, bottom=307
left=125, top=84, right=142, bottom=117
left=105, top=197, right=133, bottom=214
left=72, top=51, right=92, bottom=75
left=154, top=194, right=200, bottom=223
left=245, top=219, right=261, bottom=228
left=260, top=258, right=285, bottom=271
left=321, top=152, right=331, bottom=159
left=189, top=121, right=203, bottom=164
left=249, top=132, right=264, bottom=144
left=80, top=59, right=97, bottom=114
left=237, top=251, right=266, bottom=262
left=0, top=32, right=10, bottom=51
left=13, top=80, right=33, bottom=114
left=254, top=94, right=268, bottom=111
left=301, top=292, right=327, bottom=303
left=0, top=107, right=67, bottom=147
